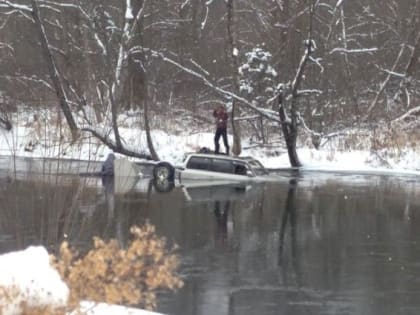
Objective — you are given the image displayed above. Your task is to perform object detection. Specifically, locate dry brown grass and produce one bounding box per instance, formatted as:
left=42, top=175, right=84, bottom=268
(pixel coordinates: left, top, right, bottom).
left=0, top=285, right=66, bottom=315
left=371, top=124, right=420, bottom=152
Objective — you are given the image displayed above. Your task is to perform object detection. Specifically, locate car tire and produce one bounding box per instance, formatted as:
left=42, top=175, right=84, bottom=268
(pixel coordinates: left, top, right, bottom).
left=153, top=162, right=175, bottom=181
left=152, top=178, right=175, bottom=193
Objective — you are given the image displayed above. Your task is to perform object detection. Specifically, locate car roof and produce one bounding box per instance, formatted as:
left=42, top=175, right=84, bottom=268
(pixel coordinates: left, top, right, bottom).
left=186, top=153, right=257, bottom=164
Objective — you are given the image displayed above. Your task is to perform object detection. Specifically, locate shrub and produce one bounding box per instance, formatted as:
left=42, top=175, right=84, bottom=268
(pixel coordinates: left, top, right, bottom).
left=52, top=223, right=183, bottom=311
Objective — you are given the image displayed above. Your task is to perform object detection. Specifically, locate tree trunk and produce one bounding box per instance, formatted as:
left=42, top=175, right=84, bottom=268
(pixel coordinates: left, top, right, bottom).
left=405, top=32, right=420, bottom=77
left=0, top=115, right=12, bottom=131
left=109, top=89, right=123, bottom=149
left=227, top=0, right=242, bottom=156
left=339, top=7, right=359, bottom=116
left=135, top=1, right=159, bottom=161
left=143, top=81, right=159, bottom=161
left=31, top=0, right=79, bottom=142
left=278, top=98, right=301, bottom=167
left=276, top=0, right=315, bottom=168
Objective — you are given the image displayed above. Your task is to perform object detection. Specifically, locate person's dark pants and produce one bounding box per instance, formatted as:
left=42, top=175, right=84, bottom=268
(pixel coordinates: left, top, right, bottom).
left=214, top=127, right=229, bottom=155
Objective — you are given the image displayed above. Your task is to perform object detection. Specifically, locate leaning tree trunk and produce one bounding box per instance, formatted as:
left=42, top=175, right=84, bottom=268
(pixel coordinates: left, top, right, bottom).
left=109, top=88, right=123, bottom=149
left=277, top=0, right=315, bottom=168
left=136, top=3, right=159, bottom=161
left=278, top=95, right=301, bottom=167
left=31, top=0, right=79, bottom=142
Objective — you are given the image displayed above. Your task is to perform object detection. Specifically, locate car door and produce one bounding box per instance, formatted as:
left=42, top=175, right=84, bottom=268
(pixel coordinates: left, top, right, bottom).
left=181, top=156, right=215, bottom=180
left=211, top=158, right=252, bottom=181
left=181, top=155, right=252, bottom=181
left=209, top=158, right=235, bottom=180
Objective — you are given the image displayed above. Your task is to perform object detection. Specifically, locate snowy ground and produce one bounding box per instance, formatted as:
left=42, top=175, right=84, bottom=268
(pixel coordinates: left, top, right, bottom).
left=1, top=120, right=420, bottom=176
left=0, top=247, right=163, bottom=315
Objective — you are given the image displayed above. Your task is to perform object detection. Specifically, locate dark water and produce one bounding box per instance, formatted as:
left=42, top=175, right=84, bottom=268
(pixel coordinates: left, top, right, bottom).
left=0, top=157, right=420, bottom=315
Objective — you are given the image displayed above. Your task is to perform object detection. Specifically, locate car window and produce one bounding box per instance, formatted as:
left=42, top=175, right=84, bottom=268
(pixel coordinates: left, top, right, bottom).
left=187, top=156, right=211, bottom=170
left=212, top=158, right=234, bottom=173
left=247, top=159, right=269, bottom=175
left=233, top=162, right=248, bottom=176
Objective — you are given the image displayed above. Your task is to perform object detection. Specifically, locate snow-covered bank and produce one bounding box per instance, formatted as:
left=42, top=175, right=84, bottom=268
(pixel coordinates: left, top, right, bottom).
left=0, top=247, right=68, bottom=314
left=266, top=147, right=420, bottom=176
left=74, top=302, right=163, bottom=315
left=1, top=114, right=420, bottom=176
left=0, top=247, right=165, bottom=315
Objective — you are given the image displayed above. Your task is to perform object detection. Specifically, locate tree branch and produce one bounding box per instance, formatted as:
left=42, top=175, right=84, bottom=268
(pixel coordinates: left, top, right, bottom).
left=151, top=50, right=280, bottom=123
left=363, top=45, right=405, bottom=120
left=81, top=127, right=154, bottom=160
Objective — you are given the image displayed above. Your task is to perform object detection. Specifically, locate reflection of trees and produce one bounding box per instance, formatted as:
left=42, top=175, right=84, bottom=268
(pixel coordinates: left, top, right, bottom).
left=101, top=175, right=115, bottom=222
left=232, top=183, right=268, bottom=275
left=141, top=175, right=420, bottom=314
left=278, top=178, right=301, bottom=287
left=0, top=161, right=149, bottom=254
left=98, top=175, right=157, bottom=247
left=0, top=174, right=90, bottom=253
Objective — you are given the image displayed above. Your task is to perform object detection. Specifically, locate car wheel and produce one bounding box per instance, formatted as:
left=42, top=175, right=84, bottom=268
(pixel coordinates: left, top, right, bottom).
left=153, top=162, right=175, bottom=181
left=153, top=178, right=175, bottom=193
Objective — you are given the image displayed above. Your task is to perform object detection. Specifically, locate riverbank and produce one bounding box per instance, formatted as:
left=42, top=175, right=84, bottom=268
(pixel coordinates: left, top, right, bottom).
left=1, top=122, right=420, bottom=176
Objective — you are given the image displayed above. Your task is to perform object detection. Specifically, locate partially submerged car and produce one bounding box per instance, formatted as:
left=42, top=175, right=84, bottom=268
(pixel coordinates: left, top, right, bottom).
left=152, top=152, right=282, bottom=192
left=110, top=152, right=284, bottom=194
left=107, top=153, right=288, bottom=197
left=177, top=153, right=269, bottom=180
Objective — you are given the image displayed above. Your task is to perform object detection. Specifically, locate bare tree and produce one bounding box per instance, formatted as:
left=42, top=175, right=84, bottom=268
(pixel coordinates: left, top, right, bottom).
left=276, top=0, right=317, bottom=167
left=31, top=0, right=79, bottom=142
left=0, top=0, right=158, bottom=159
left=0, top=0, right=419, bottom=166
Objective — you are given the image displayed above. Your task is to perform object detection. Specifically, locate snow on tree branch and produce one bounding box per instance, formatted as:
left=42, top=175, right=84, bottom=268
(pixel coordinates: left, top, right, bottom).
left=151, top=50, right=280, bottom=123
left=181, top=0, right=191, bottom=10
left=392, top=106, right=420, bottom=125
left=127, top=0, right=148, bottom=42
left=329, top=47, right=378, bottom=54
left=201, top=5, right=209, bottom=30
left=335, top=0, right=344, bottom=9
left=0, top=0, right=31, bottom=12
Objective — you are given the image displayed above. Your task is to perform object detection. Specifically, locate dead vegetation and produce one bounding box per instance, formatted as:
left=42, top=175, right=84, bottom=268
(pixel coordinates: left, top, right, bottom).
left=0, top=223, right=183, bottom=314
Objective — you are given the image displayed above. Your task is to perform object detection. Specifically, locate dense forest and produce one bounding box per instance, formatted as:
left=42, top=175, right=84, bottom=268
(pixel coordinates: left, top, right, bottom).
left=0, top=0, right=419, bottom=165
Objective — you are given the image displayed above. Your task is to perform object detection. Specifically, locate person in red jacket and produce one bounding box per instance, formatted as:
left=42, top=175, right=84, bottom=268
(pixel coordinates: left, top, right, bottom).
left=213, top=104, right=229, bottom=155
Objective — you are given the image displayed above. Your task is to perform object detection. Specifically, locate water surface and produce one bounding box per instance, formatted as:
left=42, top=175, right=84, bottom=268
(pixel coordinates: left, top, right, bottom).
left=0, top=156, right=419, bottom=315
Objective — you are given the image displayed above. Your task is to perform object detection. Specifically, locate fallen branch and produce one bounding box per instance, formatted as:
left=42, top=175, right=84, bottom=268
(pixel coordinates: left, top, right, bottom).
left=391, top=106, right=420, bottom=125
left=363, top=45, right=405, bottom=120
left=81, top=127, right=154, bottom=160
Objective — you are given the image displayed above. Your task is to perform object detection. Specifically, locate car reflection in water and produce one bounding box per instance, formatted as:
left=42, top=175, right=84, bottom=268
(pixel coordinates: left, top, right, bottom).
left=102, top=171, right=264, bottom=252
left=213, top=200, right=230, bottom=246
left=150, top=177, right=267, bottom=251
left=97, top=172, right=154, bottom=247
